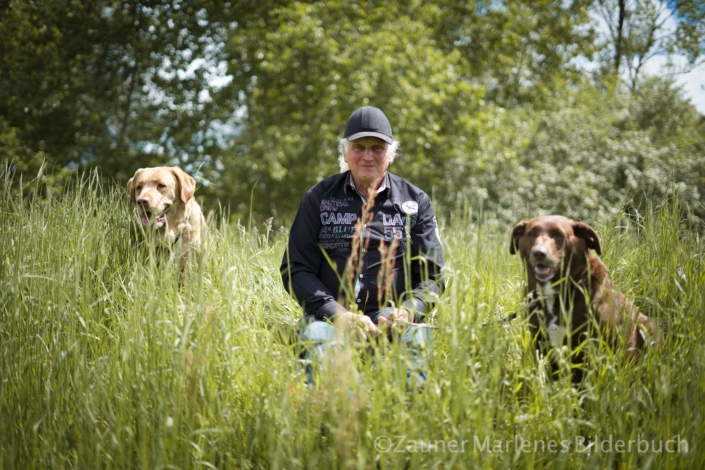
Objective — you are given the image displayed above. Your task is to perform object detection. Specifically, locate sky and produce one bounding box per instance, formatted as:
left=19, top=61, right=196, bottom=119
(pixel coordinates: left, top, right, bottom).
left=681, top=70, right=705, bottom=114
left=646, top=57, right=705, bottom=114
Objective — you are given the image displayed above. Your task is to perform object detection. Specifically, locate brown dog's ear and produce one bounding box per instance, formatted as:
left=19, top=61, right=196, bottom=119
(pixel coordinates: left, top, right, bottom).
left=510, top=221, right=527, bottom=255
left=126, top=169, right=141, bottom=203
left=573, top=222, right=602, bottom=255
left=171, top=166, right=195, bottom=204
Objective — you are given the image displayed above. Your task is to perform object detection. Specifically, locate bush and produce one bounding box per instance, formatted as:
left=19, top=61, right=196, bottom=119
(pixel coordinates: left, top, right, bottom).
left=457, top=79, right=705, bottom=224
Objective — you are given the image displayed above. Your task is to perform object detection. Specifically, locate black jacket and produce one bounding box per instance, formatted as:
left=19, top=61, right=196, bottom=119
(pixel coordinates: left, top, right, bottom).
left=281, top=171, right=444, bottom=322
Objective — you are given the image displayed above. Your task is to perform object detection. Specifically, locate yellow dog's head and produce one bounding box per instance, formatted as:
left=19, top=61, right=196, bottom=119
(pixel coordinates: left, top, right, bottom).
left=126, top=166, right=195, bottom=242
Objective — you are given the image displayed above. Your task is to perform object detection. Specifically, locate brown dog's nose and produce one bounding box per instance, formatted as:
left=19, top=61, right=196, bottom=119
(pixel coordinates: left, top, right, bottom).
left=531, top=246, right=548, bottom=260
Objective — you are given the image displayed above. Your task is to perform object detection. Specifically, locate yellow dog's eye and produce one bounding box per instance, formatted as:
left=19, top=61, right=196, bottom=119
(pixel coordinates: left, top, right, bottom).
left=136, top=186, right=142, bottom=191
left=158, top=184, right=166, bottom=189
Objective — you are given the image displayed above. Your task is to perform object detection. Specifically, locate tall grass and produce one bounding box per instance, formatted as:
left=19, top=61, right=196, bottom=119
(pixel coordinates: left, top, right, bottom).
left=1, top=172, right=703, bottom=469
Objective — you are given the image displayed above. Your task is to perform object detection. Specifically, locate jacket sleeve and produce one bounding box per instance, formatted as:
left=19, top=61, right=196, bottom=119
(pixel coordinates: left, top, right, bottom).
left=280, top=190, right=346, bottom=321
left=401, top=194, right=445, bottom=318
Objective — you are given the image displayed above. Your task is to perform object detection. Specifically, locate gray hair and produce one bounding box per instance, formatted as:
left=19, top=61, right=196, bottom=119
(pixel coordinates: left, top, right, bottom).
left=338, top=138, right=400, bottom=172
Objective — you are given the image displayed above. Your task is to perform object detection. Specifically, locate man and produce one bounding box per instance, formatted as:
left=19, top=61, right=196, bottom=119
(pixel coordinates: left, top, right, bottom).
left=281, top=106, right=444, bottom=383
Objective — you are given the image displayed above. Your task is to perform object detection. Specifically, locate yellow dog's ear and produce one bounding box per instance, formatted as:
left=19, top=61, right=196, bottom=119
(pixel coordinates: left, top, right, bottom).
left=126, top=169, right=141, bottom=203
left=171, top=166, right=195, bottom=204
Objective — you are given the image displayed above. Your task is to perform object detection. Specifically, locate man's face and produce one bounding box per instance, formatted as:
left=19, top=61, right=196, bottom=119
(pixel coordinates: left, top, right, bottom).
left=344, top=137, right=391, bottom=187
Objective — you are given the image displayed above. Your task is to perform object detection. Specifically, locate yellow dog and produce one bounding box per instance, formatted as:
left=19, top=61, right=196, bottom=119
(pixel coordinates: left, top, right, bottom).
left=126, top=166, right=206, bottom=267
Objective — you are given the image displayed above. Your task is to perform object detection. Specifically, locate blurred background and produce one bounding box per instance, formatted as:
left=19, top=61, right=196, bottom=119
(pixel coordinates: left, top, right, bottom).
left=2, top=0, right=704, bottom=225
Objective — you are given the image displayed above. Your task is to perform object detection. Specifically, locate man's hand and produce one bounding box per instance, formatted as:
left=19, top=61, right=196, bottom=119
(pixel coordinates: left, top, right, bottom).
left=377, top=308, right=415, bottom=339
left=377, top=307, right=411, bottom=327
left=389, top=308, right=412, bottom=323
left=336, top=311, right=379, bottom=341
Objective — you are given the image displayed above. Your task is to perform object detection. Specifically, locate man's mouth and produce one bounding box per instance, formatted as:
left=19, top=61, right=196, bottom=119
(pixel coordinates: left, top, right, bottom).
left=533, top=263, right=559, bottom=281
left=141, top=208, right=169, bottom=228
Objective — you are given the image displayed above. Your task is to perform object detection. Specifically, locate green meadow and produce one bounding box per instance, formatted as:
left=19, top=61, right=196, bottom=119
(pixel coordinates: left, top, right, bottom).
left=1, top=173, right=703, bottom=469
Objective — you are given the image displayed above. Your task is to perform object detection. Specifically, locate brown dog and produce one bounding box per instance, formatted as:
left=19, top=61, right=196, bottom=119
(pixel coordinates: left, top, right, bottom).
left=510, top=215, right=661, bottom=382
left=126, top=166, right=206, bottom=266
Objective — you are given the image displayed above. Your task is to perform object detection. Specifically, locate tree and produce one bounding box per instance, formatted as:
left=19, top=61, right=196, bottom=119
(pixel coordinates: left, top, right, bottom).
left=0, top=0, right=227, bottom=187
left=594, top=0, right=705, bottom=88
left=424, top=0, right=596, bottom=106
left=211, top=0, right=488, bottom=222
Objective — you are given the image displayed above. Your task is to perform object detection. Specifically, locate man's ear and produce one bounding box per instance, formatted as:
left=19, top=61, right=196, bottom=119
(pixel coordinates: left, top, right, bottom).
left=510, top=221, right=527, bottom=255
left=126, top=169, right=141, bottom=203
left=171, top=166, right=195, bottom=204
left=339, top=140, right=350, bottom=173
left=573, top=222, right=602, bottom=255
left=342, top=140, right=349, bottom=163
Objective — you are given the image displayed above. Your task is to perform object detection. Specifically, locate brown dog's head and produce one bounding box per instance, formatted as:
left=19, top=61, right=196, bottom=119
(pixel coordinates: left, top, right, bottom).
left=510, top=216, right=601, bottom=284
left=126, top=166, right=195, bottom=230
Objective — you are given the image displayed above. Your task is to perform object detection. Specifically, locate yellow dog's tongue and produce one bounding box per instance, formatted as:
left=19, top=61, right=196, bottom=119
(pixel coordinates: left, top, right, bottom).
left=142, top=217, right=150, bottom=227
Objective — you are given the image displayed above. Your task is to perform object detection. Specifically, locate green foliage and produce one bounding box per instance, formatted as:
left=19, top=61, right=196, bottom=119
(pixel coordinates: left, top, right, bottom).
left=208, top=0, right=704, bottom=224
left=210, top=1, right=488, bottom=221
left=464, top=78, right=705, bottom=223
left=1, top=0, right=703, bottom=226
left=427, top=0, right=596, bottom=105
left=2, top=176, right=704, bottom=468
left=0, top=0, right=227, bottom=185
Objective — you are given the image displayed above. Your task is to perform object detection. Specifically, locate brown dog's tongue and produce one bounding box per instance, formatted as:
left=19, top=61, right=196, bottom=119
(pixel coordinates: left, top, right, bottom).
left=142, top=217, right=149, bottom=227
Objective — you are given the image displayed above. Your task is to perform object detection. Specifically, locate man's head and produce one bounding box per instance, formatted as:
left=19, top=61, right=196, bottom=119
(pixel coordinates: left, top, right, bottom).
left=338, top=106, right=400, bottom=181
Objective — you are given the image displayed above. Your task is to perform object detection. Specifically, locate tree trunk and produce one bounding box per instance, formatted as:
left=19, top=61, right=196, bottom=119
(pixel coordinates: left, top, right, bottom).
left=615, top=0, right=626, bottom=74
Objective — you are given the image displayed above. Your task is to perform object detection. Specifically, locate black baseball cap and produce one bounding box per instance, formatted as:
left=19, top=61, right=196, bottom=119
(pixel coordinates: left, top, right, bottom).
left=344, top=106, right=394, bottom=144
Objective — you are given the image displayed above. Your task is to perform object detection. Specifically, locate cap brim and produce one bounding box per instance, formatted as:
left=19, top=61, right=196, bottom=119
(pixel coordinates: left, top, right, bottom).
left=346, top=131, right=394, bottom=144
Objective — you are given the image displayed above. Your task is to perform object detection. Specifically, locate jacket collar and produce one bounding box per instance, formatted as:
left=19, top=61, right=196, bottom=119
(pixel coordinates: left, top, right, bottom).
left=344, top=171, right=391, bottom=197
